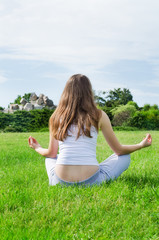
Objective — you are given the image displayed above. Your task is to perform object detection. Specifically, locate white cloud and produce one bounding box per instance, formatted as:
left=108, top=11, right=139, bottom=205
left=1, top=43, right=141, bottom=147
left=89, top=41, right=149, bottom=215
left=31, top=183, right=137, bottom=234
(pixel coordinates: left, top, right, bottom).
left=141, top=79, right=159, bottom=88
left=131, top=88, right=159, bottom=106
left=0, top=72, right=7, bottom=83
left=0, top=0, right=159, bottom=70
left=1, top=0, right=159, bottom=107
left=131, top=88, right=159, bottom=98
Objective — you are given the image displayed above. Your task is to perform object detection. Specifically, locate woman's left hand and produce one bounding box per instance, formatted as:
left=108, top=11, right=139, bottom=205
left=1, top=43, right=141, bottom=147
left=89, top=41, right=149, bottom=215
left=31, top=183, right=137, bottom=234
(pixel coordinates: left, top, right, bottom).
left=140, top=133, right=152, bottom=148
left=28, top=136, right=41, bottom=150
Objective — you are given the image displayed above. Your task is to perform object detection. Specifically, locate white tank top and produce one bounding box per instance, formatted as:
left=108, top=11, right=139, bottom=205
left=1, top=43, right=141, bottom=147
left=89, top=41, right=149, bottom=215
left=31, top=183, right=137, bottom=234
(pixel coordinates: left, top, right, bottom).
left=56, top=124, right=99, bottom=166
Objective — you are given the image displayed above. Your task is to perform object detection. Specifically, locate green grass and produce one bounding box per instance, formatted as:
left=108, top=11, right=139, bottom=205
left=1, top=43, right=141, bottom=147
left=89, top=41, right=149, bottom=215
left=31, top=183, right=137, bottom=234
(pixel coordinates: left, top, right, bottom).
left=0, top=131, right=159, bottom=240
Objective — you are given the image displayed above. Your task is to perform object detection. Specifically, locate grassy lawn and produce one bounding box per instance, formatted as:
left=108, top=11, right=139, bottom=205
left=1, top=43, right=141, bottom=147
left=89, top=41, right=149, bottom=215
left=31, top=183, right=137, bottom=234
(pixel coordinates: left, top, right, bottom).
left=0, top=131, right=159, bottom=240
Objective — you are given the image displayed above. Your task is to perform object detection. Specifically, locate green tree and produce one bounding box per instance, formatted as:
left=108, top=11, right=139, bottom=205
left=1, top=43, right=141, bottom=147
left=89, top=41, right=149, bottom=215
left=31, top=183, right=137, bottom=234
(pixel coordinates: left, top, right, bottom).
left=23, top=93, right=31, bottom=102
left=14, top=95, right=22, bottom=104
left=106, top=88, right=133, bottom=107
left=152, top=104, right=158, bottom=110
left=11, top=93, right=32, bottom=105
left=94, top=88, right=133, bottom=108
left=143, top=104, right=151, bottom=111
left=93, top=90, right=106, bottom=106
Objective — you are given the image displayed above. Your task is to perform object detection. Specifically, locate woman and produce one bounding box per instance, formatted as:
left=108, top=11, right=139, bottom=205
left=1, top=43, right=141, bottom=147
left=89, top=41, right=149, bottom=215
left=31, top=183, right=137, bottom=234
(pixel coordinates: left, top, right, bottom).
left=28, top=74, right=152, bottom=186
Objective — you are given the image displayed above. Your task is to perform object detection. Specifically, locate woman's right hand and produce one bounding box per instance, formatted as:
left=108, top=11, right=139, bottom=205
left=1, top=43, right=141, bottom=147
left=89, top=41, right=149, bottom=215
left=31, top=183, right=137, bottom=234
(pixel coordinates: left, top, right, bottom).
left=139, top=134, right=152, bottom=148
left=28, top=136, right=41, bottom=150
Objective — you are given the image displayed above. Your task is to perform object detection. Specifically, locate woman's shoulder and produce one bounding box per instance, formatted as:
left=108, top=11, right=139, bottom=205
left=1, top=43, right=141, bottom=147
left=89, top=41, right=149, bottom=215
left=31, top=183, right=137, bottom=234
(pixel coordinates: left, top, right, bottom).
left=98, top=110, right=109, bottom=129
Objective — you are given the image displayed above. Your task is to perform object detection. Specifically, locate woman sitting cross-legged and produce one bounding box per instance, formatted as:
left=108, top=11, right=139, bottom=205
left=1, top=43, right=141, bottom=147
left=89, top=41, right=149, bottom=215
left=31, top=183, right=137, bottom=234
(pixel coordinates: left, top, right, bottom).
left=28, top=74, right=152, bottom=186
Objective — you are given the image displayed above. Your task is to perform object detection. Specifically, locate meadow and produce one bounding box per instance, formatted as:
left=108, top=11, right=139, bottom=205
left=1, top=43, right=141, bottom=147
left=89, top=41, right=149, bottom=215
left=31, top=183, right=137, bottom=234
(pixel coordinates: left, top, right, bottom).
left=0, top=131, right=159, bottom=240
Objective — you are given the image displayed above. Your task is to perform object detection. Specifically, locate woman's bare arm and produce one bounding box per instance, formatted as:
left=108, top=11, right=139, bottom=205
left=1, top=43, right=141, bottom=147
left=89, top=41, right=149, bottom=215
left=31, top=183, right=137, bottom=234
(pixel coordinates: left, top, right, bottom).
left=28, top=132, right=58, bottom=158
left=99, top=111, right=152, bottom=155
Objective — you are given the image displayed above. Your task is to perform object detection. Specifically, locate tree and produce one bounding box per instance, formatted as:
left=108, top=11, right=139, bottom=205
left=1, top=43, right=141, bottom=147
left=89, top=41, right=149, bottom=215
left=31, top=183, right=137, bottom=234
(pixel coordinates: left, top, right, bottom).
left=11, top=93, right=32, bottom=105
left=93, top=90, right=106, bottom=106
left=143, top=104, right=151, bottom=111
left=106, top=88, right=133, bottom=107
left=152, top=104, right=158, bottom=110
left=14, top=95, right=22, bottom=104
left=23, top=93, right=31, bottom=102
left=94, top=88, right=133, bottom=108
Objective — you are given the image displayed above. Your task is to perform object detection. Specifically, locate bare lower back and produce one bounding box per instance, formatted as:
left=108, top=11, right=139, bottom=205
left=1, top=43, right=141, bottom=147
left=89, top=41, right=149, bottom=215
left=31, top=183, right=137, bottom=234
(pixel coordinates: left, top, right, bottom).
left=55, top=165, right=99, bottom=182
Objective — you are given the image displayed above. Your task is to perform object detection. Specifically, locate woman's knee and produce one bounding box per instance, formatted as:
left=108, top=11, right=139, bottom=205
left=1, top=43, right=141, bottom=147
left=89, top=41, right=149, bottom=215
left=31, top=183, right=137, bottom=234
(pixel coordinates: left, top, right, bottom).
left=112, top=153, right=131, bottom=170
left=119, top=154, right=131, bottom=171
left=111, top=154, right=131, bottom=179
left=124, top=154, right=131, bottom=168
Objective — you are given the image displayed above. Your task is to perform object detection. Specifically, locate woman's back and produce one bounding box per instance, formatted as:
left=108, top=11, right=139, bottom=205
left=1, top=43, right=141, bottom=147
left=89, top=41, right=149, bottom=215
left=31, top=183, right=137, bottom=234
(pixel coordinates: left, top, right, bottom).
left=57, top=124, right=99, bottom=166
left=55, top=124, right=99, bottom=182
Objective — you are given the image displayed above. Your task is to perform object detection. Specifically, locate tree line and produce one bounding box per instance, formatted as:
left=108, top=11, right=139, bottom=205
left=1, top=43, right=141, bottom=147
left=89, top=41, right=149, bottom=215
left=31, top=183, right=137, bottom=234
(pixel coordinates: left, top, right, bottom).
left=94, top=88, right=159, bottom=130
left=0, top=89, right=159, bottom=132
left=0, top=109, right=54, bottom=132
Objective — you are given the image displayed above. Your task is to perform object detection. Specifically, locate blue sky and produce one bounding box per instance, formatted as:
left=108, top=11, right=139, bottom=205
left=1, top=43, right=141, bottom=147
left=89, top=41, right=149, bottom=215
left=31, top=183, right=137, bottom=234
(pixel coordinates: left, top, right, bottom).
left=0, top=0, right=159, bottom=108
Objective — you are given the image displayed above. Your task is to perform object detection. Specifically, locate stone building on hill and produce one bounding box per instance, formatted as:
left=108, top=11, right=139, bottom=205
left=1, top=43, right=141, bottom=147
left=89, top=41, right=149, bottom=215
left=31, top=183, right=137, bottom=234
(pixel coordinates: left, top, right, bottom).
left=3, top=93, right=56, bottom=113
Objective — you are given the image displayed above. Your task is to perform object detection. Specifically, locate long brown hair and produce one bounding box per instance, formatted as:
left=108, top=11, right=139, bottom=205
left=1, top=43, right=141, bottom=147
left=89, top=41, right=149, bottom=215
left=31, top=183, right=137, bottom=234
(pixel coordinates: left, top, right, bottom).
left=49, top=74, right=101, bottom=141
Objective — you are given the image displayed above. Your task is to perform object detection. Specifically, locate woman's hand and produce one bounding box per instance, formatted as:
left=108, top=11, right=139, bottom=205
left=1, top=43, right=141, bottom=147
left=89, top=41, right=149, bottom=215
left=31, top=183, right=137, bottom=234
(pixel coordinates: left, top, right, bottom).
left=139, top=134, right=152, bottom=148
left=28, top=136, right=41, bottom=150
left=28, top=134, right=58, bottom=157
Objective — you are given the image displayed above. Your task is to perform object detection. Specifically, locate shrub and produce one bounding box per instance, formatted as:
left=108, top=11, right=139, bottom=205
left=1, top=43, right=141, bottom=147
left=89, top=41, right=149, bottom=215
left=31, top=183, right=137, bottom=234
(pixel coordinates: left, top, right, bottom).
left=113, top=126, right=139, bottom=131
left=4, top=126, right=17, bottom=132
left=127, top=101, right=139, bottom=110
left=112, top=111, right=130, bottom=126
left=0, top=112, right=12, bottom=129
left=38, top=127, right=49, bottom=132
left=111, top=104, right=137, bottom=126
left=129, top=109, right=159, bottom=130
left=111, top=104, right=136, bottom=116
left=0, top=108, right=55, bottom=132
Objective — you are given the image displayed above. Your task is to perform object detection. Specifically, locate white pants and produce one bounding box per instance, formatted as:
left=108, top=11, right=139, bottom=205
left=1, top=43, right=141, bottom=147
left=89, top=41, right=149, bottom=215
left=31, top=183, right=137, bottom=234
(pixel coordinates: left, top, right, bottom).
left=45, top=154, right=131, bottom=186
